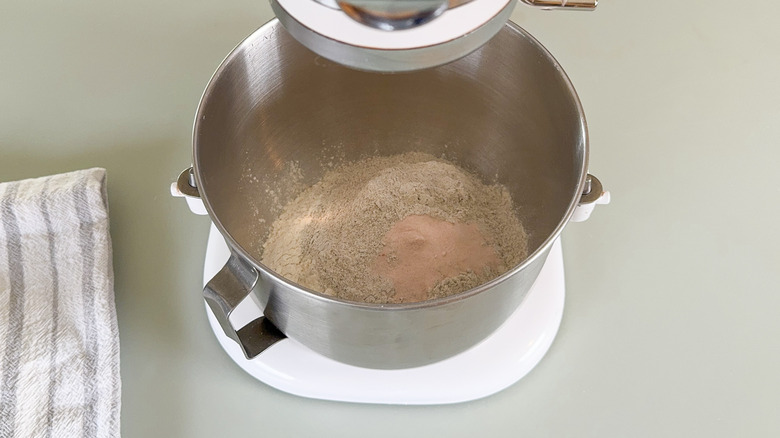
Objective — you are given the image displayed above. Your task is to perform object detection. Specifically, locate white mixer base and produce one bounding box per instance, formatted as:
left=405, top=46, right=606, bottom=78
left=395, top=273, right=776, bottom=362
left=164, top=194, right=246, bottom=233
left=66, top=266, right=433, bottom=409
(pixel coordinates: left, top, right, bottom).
left=203, top=223, right=565, bottom=404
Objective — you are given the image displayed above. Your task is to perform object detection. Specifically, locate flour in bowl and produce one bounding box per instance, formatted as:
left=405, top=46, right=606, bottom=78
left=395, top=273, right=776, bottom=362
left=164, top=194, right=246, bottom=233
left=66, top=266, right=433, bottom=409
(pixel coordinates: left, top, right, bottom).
left=261, top=152, right=528, bottom=304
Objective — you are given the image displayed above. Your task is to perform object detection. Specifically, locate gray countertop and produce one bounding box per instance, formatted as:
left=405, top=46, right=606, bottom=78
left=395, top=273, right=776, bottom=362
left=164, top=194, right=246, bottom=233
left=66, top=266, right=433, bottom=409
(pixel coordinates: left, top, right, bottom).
left=2, top=1, right=779, bottom=436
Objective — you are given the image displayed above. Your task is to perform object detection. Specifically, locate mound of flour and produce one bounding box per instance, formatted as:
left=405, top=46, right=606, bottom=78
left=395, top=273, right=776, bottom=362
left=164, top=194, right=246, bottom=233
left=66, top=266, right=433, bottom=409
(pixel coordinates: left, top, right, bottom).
left=261, top=152, right=528, bottom=304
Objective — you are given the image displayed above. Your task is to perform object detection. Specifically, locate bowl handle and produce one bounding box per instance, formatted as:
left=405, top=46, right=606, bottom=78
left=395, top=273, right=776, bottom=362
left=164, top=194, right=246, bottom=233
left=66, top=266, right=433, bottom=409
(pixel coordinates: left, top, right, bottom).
left=203, top=250, right=286, bottom=359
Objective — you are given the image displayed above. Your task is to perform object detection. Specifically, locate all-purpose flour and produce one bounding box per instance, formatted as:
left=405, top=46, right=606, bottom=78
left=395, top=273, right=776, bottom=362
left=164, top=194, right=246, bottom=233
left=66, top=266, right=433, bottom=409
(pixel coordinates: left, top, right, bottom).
left=261, top=152, right=528, bottom=304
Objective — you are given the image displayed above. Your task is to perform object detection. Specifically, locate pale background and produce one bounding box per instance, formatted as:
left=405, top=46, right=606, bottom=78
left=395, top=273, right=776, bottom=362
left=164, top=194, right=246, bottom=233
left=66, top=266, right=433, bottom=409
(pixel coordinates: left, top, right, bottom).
left=1, top=1, right=778, bottom=436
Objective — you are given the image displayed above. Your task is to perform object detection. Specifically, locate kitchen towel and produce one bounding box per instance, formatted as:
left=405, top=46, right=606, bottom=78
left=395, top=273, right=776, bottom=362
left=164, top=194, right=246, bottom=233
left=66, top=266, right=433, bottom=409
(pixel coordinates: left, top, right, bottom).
left=0, top=169, right=120, bottom=438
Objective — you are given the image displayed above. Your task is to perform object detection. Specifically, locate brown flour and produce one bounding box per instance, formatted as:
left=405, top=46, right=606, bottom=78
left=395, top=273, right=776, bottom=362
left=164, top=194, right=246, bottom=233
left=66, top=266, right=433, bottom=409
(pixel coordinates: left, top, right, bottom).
left=373, top=214, right=503, bottom=303
left=261, top=152, right=528, bottom=304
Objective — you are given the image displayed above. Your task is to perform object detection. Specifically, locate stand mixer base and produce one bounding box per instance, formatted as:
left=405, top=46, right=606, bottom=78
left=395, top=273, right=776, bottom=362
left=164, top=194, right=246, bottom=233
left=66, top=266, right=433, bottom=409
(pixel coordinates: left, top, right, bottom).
left=203, top=223, right=565, bottom=404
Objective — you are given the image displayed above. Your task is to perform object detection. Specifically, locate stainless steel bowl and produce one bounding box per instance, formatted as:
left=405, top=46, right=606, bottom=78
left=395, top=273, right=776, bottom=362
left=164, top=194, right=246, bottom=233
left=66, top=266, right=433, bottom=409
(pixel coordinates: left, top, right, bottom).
left=185, top=19, right=589, bottom=369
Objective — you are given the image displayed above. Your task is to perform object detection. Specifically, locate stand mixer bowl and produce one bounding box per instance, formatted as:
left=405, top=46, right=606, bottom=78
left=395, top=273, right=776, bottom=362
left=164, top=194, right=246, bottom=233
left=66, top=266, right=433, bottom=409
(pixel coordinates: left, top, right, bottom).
left=185, top=19, right=589, bottom=369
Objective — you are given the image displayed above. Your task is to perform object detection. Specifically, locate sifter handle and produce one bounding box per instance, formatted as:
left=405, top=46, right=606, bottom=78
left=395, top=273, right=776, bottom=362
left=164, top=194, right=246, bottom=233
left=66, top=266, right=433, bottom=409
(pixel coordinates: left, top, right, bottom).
left=521, top=0, right=598, bottom=10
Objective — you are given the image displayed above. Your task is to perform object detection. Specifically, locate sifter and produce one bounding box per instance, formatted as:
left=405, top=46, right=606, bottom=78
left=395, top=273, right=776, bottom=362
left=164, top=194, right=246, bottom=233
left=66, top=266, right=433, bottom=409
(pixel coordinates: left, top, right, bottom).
left=271, top=0, right=597, bottom=72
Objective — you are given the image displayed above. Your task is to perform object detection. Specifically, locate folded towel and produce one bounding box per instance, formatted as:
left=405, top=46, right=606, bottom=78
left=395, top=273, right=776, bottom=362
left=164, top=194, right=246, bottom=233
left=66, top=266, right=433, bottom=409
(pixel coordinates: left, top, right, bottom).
left=0, top=169, right=120, bottom=438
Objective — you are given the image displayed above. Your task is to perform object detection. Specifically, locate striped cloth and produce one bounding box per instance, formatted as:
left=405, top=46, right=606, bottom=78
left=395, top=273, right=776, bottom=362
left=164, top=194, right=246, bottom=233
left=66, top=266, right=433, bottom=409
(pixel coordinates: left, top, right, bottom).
left=0, top=169, right=120, bottom=438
